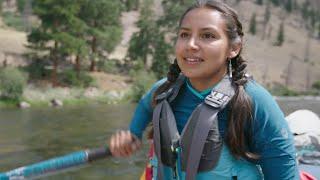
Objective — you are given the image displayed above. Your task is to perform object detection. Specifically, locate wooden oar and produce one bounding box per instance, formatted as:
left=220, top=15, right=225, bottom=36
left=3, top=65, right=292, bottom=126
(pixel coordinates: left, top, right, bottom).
left=0, top=146, right=111, bottom=180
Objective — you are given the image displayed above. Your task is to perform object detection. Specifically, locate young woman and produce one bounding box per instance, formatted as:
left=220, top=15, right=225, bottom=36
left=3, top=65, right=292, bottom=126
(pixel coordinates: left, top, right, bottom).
left=109, top=0, right=298, bottom=179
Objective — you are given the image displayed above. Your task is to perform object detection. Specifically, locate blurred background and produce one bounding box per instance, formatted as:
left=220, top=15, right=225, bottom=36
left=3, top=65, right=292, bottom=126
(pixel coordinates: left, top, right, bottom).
left=0, top=0, right=319, bottom=179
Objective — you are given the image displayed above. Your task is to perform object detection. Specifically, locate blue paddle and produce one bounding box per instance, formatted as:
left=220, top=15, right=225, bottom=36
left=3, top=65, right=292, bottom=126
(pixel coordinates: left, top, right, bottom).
left=0, top=146, right=111, bottom=180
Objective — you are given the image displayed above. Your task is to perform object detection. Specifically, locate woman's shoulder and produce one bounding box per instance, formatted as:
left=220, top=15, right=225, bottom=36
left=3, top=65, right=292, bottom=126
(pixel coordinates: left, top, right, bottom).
left=139, top=78, right=167, bottom=103
left=244, top=79, right=274, bottom=103
left=244, top=79, right=284, bottom=116
left=146, top=78, right=167, bottom=96
left=153, top=78, right=167, bottom=89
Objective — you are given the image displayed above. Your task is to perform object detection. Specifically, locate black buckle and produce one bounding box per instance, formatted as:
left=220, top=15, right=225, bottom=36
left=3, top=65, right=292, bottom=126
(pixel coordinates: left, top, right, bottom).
left=205, top=91, right=229, bottom=108
left=170, top=139, right=180, bottom=153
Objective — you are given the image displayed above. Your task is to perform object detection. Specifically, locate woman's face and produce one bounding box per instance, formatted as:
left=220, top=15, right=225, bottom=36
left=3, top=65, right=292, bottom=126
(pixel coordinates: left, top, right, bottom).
left=175, top=7, right=232, bottom=82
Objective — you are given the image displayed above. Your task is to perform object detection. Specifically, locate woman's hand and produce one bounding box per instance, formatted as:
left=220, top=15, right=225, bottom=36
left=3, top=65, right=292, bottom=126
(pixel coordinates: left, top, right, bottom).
left=109, top=130, right=142, bottom=157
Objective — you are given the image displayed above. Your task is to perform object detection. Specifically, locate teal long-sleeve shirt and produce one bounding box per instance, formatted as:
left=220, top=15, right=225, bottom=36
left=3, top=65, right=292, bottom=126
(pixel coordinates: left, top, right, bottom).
left=129, top=78, right=299, bottom=179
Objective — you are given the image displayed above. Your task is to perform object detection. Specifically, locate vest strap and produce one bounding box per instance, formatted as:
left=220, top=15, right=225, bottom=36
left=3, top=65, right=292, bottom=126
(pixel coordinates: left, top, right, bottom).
left=155, top=75, right=186, bottom=102
left=153, top=101, right=164, bottom=180
left=153, top=76, right=236, bottom=180
left=184, top=104, right=222, bottom=180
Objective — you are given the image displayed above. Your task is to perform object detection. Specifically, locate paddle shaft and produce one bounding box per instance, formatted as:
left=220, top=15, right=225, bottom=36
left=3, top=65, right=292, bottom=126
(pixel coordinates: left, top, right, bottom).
left=0, top=146, right=111, bottom=180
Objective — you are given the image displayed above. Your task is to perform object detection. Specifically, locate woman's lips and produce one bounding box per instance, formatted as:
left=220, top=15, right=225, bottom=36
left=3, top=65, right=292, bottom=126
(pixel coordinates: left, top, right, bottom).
left=184, top=57, right=204, bottom=65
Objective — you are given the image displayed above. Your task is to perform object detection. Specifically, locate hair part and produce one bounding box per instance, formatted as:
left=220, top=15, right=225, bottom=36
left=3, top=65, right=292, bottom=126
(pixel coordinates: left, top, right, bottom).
left=152, top=0, right=258, bottom=160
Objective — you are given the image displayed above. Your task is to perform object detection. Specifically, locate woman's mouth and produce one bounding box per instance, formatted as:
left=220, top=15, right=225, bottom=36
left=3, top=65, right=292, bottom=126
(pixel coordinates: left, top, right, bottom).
left=184, top=57, right=204, bottom=65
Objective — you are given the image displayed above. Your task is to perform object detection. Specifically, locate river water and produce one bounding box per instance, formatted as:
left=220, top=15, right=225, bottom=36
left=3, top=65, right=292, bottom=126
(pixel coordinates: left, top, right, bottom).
left=0, top=98, right=319, bottom=179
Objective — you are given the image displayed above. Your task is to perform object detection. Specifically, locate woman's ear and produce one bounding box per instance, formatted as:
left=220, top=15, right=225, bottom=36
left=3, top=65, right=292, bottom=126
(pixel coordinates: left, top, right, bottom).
left=228, top=42, right=242, bottom=59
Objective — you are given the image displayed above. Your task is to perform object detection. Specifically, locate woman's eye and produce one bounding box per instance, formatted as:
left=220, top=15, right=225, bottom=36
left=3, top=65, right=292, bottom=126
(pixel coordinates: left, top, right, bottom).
left=179, top=32, right=189, bottom=39
left=201, top=33, right=215, bottom=39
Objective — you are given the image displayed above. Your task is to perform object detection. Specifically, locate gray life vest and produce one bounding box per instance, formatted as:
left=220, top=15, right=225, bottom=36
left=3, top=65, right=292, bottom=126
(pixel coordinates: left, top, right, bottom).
left=152, top=75, right=235, bottom=180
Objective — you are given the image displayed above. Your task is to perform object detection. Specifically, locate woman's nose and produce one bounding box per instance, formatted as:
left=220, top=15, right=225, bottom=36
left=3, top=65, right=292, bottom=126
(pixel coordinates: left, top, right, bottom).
left=187, top=36, right=199, bottom=51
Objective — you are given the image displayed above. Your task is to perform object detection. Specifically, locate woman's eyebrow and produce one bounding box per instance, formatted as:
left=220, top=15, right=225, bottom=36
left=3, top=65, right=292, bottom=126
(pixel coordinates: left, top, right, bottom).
left=179, top=27, right=191, bottom=31
left=179, top=26, right=219, bottom=32
left=200, top=27, right=219, bottom=32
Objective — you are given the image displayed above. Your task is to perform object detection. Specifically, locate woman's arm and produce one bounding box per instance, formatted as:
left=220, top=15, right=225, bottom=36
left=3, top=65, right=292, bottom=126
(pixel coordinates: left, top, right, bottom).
left=109, top=79, right=166, bottom=157
left=246, top=81, right=299, bottom=180
left=129, top=78, right=167, bottom=138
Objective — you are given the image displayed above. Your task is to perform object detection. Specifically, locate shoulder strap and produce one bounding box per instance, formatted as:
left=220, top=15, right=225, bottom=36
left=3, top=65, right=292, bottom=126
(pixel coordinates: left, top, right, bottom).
left=153, top=75, right=185, bottom=179
left=181, top=76, right=235, bottom=180
left=155, top=74, right=186, bottom=103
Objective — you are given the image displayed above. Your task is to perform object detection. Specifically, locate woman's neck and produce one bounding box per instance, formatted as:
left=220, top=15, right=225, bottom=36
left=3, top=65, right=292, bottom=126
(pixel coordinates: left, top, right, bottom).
left=188, top=69, right=227, bottom=92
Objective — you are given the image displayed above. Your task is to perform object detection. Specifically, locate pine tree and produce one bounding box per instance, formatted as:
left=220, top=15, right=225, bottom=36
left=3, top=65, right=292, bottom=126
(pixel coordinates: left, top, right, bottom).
left=0, top=0, right=3, bottom=13
left=275, top=21, right=284, bottom=46
left=16, top=0, right=25, bottom=13
left=262, top=3, right=271, bottom=39
left=22, top=0, right=32, bottom=32
left=79, top=0, right=122, bottom=72
left=270, top=0, right=280, bottom=6
left=127, top=0, right=155, bottom=69
left=256, top=0, right=263, bottom=5
left=125, top=0, right=139, bottom=11
left=249, top=13, right=257, bottom=35
left=304, top=33, right=310, bottom=62
left=152, top=32, right=171, bottom=78
left=301, top=0, right=310, bottom=19
left=28, top=0, right=87, bottom=86
left=285, top=0, right=292, bottom=13
left=318, top=23, right=320, bottom=39
left=127, top=0, right=194, bottom=76
left=158, top=0, right=194, bottom=32
left=309, top=9, right=316, bottom=31
left=264, top=3, right=271, bottom=24
left=292, top=0, right=298, bottom=11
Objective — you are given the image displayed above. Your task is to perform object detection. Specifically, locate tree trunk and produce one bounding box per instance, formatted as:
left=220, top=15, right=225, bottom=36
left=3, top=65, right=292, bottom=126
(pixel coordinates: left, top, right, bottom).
left=51, top=41, right=58, bottom=87
left=3, top=53, right=7, bottom=67
left=304, top=33, right=311, bottom=62
left=285, top=59, right=293, bottom=87
left=75, top=55, right=81, bottom=78
left=90, top=36, right=97, bottom=72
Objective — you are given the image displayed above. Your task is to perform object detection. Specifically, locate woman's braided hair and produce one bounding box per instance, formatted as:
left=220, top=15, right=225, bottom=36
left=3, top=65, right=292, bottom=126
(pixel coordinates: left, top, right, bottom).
left=152, top=0, right=258, bottom=160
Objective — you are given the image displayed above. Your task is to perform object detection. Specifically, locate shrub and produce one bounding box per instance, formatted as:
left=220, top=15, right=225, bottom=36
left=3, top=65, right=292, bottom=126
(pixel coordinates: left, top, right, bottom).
left=270, top=83, right=299, bottom=96
left=59, top=70, right=95, bottom=88
left=0, top=67, right=27, bottom=101
left=25, top=58, right=51, bottom=79
left=312, top=80, right=320, bottom=90
left=1, top=12, right=25, bottom=31
left=97, top=59, right=119, bottom=74
left=129, top=70, right=156, bottom=102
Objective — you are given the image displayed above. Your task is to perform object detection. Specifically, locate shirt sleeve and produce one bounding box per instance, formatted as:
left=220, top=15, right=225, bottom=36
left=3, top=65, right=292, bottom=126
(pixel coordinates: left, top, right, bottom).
left=246, top=81, right=299, bottom=180
left=129, top=78, right=167, bottom=139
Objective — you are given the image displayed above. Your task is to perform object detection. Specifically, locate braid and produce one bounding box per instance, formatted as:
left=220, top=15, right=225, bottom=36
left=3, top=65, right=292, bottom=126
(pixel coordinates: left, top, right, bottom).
left=220, top=6, right=259, bottom=159
left=231, top=55, right=247, bottom=86
left=148, top=60, right=181, bottom=139
left=227, top=55, right=259, bottom=160
left=167, top=59, right=181, bottom=83
left=152, top=59, right=181, bottom=106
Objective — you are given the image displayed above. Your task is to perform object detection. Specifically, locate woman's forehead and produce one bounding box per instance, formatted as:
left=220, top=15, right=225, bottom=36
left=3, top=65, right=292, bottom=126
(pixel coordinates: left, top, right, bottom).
left=180, top=7, right=226, bottom=30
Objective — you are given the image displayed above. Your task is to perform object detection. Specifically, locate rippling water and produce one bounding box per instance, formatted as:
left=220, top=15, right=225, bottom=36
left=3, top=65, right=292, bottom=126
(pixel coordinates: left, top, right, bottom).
left=0, top=98, right=319, bottom=179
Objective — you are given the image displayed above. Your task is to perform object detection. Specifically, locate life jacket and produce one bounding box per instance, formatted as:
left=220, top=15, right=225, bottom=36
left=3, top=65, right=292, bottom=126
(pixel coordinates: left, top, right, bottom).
left=152, top=75, right=236, bottom=180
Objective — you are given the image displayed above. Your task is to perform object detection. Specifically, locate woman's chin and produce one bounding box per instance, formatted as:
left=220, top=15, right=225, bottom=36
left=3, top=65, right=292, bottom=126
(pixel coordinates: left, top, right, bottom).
left=181, top=71, right=202, bottom=79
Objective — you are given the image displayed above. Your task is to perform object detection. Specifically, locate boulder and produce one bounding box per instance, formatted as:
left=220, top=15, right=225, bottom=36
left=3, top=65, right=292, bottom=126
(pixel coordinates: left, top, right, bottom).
left=285, top=109, right=320, bottom=135
left=18, top=101, right=30, bottom=109
left=50, top=99, right=63, bottom=107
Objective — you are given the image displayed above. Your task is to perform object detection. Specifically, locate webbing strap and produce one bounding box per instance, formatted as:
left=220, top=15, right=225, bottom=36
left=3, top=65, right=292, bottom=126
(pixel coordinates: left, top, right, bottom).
left=185, top=104, right=220, bottom=180
left=154, top=76, right=235, bottom=180
left=184, top=76, right=235, bottom=180
left=155, top=75, right=186, bottom=103
left=153, top=101, right=164, bottom=180
left=168, top=75, right=186, bottom=103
